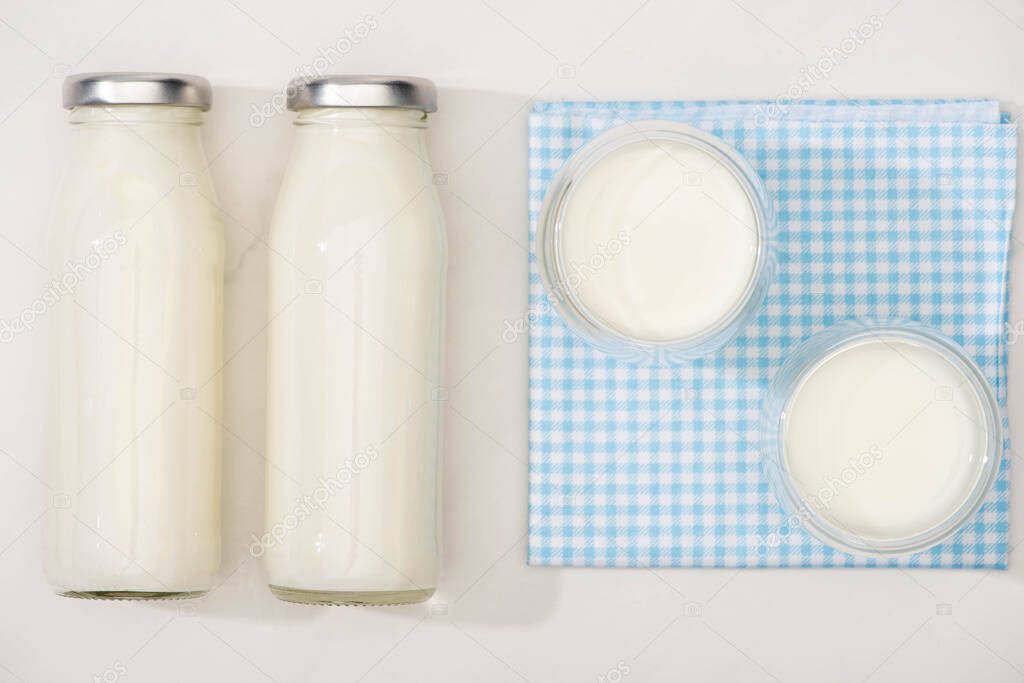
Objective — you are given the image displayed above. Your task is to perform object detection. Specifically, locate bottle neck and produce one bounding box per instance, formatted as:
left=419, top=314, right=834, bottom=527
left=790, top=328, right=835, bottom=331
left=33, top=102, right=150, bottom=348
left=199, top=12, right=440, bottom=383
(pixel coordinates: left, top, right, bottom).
left=290, top=107, right=433, bottom=172
left=64, top=105, right=209, bottom=175
left=68, top=104, right=204, bottom=126
left=294, top=107, right=428, bottom=129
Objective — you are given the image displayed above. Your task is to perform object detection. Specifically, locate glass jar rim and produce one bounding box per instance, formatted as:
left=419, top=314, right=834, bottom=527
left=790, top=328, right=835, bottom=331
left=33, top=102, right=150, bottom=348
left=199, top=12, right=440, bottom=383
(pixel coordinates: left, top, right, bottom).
left=535, top=120, right=775, bottom=362
left=761, top=319, right=1003, bottom=558
left=66, top=103, right=204, bottom=126
left=293, top=107, right=428, bottom=128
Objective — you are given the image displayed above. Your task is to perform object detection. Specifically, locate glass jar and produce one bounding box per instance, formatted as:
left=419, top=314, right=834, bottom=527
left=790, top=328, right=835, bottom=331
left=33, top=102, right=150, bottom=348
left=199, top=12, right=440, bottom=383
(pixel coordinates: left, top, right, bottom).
left=761, top=319, right=1002, bottom=557
left=536, top=121, right=774, bottom=363
left=262, top=76, right=446, bottom=605
left=45, top=73, right=224, bottom=599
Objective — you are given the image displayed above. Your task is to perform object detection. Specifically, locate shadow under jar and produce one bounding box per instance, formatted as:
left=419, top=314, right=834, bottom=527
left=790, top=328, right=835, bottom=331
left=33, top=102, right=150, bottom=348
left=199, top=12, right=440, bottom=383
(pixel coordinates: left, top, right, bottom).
left=263, top=76, right=446, bottom=606
left=45, top=73, right=224, bottom=600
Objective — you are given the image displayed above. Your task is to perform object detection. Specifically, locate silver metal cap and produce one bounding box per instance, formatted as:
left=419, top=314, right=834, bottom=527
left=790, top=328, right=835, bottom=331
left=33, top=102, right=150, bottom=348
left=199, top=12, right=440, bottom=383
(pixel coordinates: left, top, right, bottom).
left=286, top=75, right=436, bottom=112
left=63, top=72, right=212, bottom=111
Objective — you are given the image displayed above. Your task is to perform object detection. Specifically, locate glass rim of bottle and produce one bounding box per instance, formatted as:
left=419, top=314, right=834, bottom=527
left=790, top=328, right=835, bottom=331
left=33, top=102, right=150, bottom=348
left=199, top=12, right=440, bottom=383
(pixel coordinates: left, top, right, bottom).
left=535, top=120, right=775, bottom=363
left=760, top=318, right=1003, bottom=558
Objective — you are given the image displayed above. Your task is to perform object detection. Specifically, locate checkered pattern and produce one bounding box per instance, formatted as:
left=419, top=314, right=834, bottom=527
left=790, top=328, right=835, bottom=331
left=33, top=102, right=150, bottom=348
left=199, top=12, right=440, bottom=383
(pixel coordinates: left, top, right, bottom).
left=527, top=100, right=1016, bottom=568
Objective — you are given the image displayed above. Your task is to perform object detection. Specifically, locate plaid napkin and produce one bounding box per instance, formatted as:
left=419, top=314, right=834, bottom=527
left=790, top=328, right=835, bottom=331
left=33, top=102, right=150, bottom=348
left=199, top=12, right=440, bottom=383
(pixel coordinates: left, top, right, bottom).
left=527, top=99, right=1016, bottom=568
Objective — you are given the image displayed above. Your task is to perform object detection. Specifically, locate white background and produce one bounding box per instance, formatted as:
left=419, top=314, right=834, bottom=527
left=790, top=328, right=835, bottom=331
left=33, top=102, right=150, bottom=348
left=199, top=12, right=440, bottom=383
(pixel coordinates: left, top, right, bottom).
left=1, top=0, right=1024, bottom=681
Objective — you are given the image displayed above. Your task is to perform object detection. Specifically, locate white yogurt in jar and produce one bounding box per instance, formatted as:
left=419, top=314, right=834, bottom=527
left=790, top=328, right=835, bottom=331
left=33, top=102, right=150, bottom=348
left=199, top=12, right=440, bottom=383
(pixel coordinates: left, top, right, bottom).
left=783, top=338, right=991, bottom=542
left=557, top=136, right=760, bottom=342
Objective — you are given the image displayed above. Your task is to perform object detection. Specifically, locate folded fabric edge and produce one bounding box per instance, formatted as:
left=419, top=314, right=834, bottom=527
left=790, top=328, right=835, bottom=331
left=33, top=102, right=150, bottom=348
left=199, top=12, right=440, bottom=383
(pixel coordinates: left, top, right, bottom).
left=523, top=556, right=1009, bottom=569
left=530, top=98, right=1002, bottom=124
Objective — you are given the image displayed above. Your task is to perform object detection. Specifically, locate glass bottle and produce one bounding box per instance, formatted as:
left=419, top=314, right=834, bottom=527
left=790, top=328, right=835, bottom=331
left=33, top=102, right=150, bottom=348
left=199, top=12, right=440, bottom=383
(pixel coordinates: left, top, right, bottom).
left=262, top=76, right=446, bottom=605
left=45, top=73, right=224, bottom=599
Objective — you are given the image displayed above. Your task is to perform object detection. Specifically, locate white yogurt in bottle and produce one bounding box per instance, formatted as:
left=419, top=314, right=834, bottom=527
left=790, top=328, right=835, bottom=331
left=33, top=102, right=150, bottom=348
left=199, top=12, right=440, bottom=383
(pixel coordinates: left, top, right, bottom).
left=537, top=121, right=773, bottom=361
left=46, top=74, right=224, bottom=599
left=263, top=76, right=446, bottom=605
left=764, top=322, right=1002, bottom=556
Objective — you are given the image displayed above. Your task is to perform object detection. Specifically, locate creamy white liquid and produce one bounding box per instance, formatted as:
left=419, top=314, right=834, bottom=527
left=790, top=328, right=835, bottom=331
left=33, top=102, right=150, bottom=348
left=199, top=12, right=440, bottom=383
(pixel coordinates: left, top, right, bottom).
left=558, top=139, right=759, bottom=341
left=264, top=108, right=445, bottom=596
left=783, top=339, right=988, bottom=541
left=46, top=105, right=223, bottom=595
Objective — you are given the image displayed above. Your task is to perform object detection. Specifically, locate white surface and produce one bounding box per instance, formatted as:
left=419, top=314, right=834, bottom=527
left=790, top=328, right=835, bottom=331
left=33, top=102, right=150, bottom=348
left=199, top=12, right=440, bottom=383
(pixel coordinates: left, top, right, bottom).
left=1, top=0, right=1023, bottom=681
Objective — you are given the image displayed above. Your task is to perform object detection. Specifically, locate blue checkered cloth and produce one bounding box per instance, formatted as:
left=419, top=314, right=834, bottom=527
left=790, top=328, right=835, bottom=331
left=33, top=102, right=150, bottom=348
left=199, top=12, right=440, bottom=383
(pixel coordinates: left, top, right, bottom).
left=527, top=100, right=1016, bottom=568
